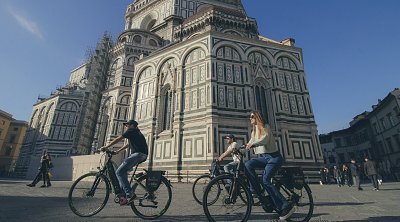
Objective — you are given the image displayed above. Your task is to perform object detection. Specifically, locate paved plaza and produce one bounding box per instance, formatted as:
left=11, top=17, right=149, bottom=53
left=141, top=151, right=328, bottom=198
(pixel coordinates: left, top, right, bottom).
left=0, top=178, right=399, bottom=222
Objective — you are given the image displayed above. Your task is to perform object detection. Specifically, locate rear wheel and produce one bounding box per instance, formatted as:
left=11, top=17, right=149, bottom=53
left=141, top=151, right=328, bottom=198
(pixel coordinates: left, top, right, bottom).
left=192, top=174, right=214, bottom=205
left=203, top=174, right=252, bottom=222
left=283, top=183, right=314, bottom=222
left=68, top=173, right=110, bottom=217
left=130, top=175, right=172, bottom=219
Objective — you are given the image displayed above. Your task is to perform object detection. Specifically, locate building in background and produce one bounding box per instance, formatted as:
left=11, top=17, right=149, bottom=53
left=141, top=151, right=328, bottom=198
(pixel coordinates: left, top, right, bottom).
left=14, top=36, right=113, bottom=178
left=17, top=0, right=324, bottom=179
left=0, top=109, right=27, bottom=176
left=319, top=88, right=400, bottom=180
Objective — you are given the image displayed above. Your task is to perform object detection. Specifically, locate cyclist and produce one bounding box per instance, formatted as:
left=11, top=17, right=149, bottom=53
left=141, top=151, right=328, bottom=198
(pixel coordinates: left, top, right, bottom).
left=100, top=119, right=148, bottom=205
left=217, top=134, right=239, bottom=174
left=244, top=111, right=295, bottom=220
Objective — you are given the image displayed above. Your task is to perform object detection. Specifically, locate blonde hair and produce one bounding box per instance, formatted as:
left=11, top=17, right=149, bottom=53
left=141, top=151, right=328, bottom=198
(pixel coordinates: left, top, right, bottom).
left=251, top=111, right=266, bottom=138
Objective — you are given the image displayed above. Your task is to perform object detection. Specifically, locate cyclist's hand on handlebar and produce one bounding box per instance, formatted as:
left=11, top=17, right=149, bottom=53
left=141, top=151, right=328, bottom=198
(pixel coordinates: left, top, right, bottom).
left=99, top=146, right=109, bottom=152
left=245, top=144, right=253, bottom=150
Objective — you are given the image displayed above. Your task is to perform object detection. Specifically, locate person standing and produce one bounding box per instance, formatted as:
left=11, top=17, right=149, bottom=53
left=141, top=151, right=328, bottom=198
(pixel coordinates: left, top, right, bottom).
left=319, top=168, right=326, bottom=185
left=218, top=134, right=239, bottom=174
left=244, top=111, right=295, bottom=220
left=27, top=153, right=51, bottom=187
left=342, top=164, right=350, bottom=187
left=364, top=156, right=379, bottom=191
left=350, top=158, right=363, bottom=190
left=333, top=165, right=342, bottom=187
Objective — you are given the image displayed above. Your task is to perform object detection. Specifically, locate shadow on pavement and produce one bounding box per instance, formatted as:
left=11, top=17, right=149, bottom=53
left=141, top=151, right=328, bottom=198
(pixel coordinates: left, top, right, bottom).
left=98, top=215, right=209, bottom=221
left=314, top=202, right=374, bottom=206
left=378, top=188, right=400, bottom=191
left=346, top=216, right=400, bottom=222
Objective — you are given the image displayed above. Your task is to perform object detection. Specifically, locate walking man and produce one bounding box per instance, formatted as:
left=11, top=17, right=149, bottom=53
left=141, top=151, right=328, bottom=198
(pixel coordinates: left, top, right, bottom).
left=350, top=158, right=363, bottom=190
left=364, top=156, right=379, bottom=191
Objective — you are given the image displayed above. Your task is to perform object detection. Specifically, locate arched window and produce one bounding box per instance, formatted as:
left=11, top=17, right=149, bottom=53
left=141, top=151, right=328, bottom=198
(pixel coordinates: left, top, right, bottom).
left=277, top=56, right=297, bottom=71
left=255, top=84, right=269, bottom=124
left=133, top=35, right=142, bottom=44
left=149, top=39, right=157, bottom=47
left=146, top=19, right=157, bottom=30
left=162, top=87, right=172, bottom=131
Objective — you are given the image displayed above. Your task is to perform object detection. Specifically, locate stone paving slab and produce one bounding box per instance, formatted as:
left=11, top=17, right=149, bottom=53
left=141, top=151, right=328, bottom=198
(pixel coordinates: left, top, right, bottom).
left=0, top=179, right=399, bottom=222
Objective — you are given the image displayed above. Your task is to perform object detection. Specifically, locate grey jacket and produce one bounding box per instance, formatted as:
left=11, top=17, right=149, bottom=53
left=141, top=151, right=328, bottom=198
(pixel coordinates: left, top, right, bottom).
left=248, top=124, right=278, bottom=155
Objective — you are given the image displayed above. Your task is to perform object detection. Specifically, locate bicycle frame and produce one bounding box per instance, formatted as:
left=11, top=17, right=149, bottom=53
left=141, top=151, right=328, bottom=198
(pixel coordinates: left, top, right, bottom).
left=228, top=148, right=297, bottom=210
left=96, top=151, right=146, bottom=200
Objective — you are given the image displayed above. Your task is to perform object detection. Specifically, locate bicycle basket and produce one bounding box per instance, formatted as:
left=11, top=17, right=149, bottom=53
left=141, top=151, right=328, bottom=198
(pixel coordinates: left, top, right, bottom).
left=146, top=171, right=165, bottom=192
left=276, top=167, right=305, bottom=190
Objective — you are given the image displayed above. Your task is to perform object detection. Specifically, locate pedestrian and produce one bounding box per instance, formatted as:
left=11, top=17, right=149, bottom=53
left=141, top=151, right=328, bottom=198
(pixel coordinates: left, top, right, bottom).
left=26, top=153, right=52, bottom=187
left=350, top=158, right=363, bottom=191
left=342, top=164, right=350, bottom=186
left=218, top=134, right=239, bottom=174
left=364, top=156, right=379, bottom=191
left=244, top=111, right=295, bottom=220
left=100, top=120, right=148, bottom=205
left=333, top=165, right=342, bottom=187
left=324, top=167, right=330, bottom=184
left=319, top=168, right=326, bottom=185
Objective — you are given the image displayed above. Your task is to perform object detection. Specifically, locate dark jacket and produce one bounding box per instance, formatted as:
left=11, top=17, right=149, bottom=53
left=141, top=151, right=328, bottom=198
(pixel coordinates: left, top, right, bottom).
left=350, top=163, right=361, bottom=176
left=38, top=157, right=50, bottom=172
left=364, top=160, right=377, bottom=176
left=333, top=168, right=341, bottom=178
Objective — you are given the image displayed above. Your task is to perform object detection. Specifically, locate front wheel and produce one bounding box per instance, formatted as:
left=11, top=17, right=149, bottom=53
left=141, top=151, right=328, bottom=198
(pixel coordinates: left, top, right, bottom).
left=68, top=172, right=110, bottom=217
left=192, top=174, right=214, bottom=205
left=203, top=174, right=252, bottom=222
left=130, top=175, right=172, bottom=219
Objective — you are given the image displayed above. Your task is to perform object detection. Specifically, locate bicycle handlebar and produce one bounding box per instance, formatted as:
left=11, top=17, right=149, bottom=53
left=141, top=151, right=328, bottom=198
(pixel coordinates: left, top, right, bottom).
left=232, top=145, right=247, bottom=156
left=95, top=148, right=117, bottom=155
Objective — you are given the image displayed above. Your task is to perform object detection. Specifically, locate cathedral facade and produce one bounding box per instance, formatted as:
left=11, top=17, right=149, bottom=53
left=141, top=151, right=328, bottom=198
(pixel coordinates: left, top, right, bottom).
left=18, top=0, right=323, bottom=178
left=94, top=0, right=323, bottom=176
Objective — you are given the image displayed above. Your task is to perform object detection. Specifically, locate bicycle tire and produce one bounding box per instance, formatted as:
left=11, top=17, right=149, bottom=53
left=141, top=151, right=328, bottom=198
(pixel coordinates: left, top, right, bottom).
left=68, top=172, right=110, bottom=217
left=286, top=183, right=314, bottom=222
left=203, top=174, right=252, bottom=222
left=192, top=174, right=214, bottom=205
left=130, top=175, right=172, bottom=220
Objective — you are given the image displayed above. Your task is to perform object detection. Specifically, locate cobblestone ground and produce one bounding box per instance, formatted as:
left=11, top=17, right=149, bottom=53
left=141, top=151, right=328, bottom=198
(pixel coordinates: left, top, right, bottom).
left=0, top=179, right=399, bottom=222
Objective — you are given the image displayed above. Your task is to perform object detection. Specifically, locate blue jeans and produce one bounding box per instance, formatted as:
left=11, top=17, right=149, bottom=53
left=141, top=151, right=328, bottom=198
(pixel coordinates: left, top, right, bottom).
left=116, top=152, right=147, bottom=197
left=224, top=161, right=238, bottom=174
left=244, top=152, right=289, bottom=211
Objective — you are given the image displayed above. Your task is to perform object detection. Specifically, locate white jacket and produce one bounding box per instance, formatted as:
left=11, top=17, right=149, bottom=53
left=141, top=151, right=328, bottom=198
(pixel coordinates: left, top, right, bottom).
left=248, top=124, right=278, bottom=155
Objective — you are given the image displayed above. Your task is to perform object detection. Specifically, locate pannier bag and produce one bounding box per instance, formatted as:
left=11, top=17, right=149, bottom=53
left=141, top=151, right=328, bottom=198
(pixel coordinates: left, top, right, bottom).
left=146, top=171, right=165, bottom=192
left=275, top=167, right=305, bottom=190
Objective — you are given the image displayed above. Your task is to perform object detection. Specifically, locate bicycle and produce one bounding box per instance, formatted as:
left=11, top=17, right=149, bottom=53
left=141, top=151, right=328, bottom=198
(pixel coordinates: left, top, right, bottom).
left=192, top=159, right=224, bottom=205
left=68, top=149, right=172, bottom=219
left=202, top=147, right=314, bottom=222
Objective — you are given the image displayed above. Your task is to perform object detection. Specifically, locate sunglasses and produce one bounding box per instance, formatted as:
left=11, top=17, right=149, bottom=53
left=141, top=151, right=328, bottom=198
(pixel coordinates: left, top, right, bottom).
left=250, top=115, right=255, bottom=119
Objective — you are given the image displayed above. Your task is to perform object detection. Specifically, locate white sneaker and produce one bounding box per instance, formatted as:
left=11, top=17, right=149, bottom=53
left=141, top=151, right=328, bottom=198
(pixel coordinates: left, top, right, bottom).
left=279, top=205, right=297, bottom=220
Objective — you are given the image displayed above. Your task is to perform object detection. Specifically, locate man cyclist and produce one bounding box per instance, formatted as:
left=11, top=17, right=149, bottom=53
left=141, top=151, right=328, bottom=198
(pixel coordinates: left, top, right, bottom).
left=245, top=111, right=296, bottom=220
left=100, top=120, right=148, bottom=205
left=218, top=134, right=239, bottom=174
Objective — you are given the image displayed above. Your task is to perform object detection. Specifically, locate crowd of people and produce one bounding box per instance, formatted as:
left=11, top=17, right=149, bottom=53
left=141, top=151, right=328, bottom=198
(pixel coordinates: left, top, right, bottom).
left=319, top=156, right=390, bottom=191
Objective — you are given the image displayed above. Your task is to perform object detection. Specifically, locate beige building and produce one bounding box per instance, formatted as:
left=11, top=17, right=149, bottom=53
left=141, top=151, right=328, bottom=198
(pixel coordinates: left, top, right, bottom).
left=0, top=109, right=27, bottom=176
left=320, top=88, right=400, bottom=180
left=15, top=36, right=113, bottom=178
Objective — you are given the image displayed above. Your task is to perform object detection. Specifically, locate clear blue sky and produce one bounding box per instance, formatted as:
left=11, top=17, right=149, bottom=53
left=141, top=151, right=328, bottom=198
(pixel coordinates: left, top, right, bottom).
left=0, top=0, right=399, bottom=134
